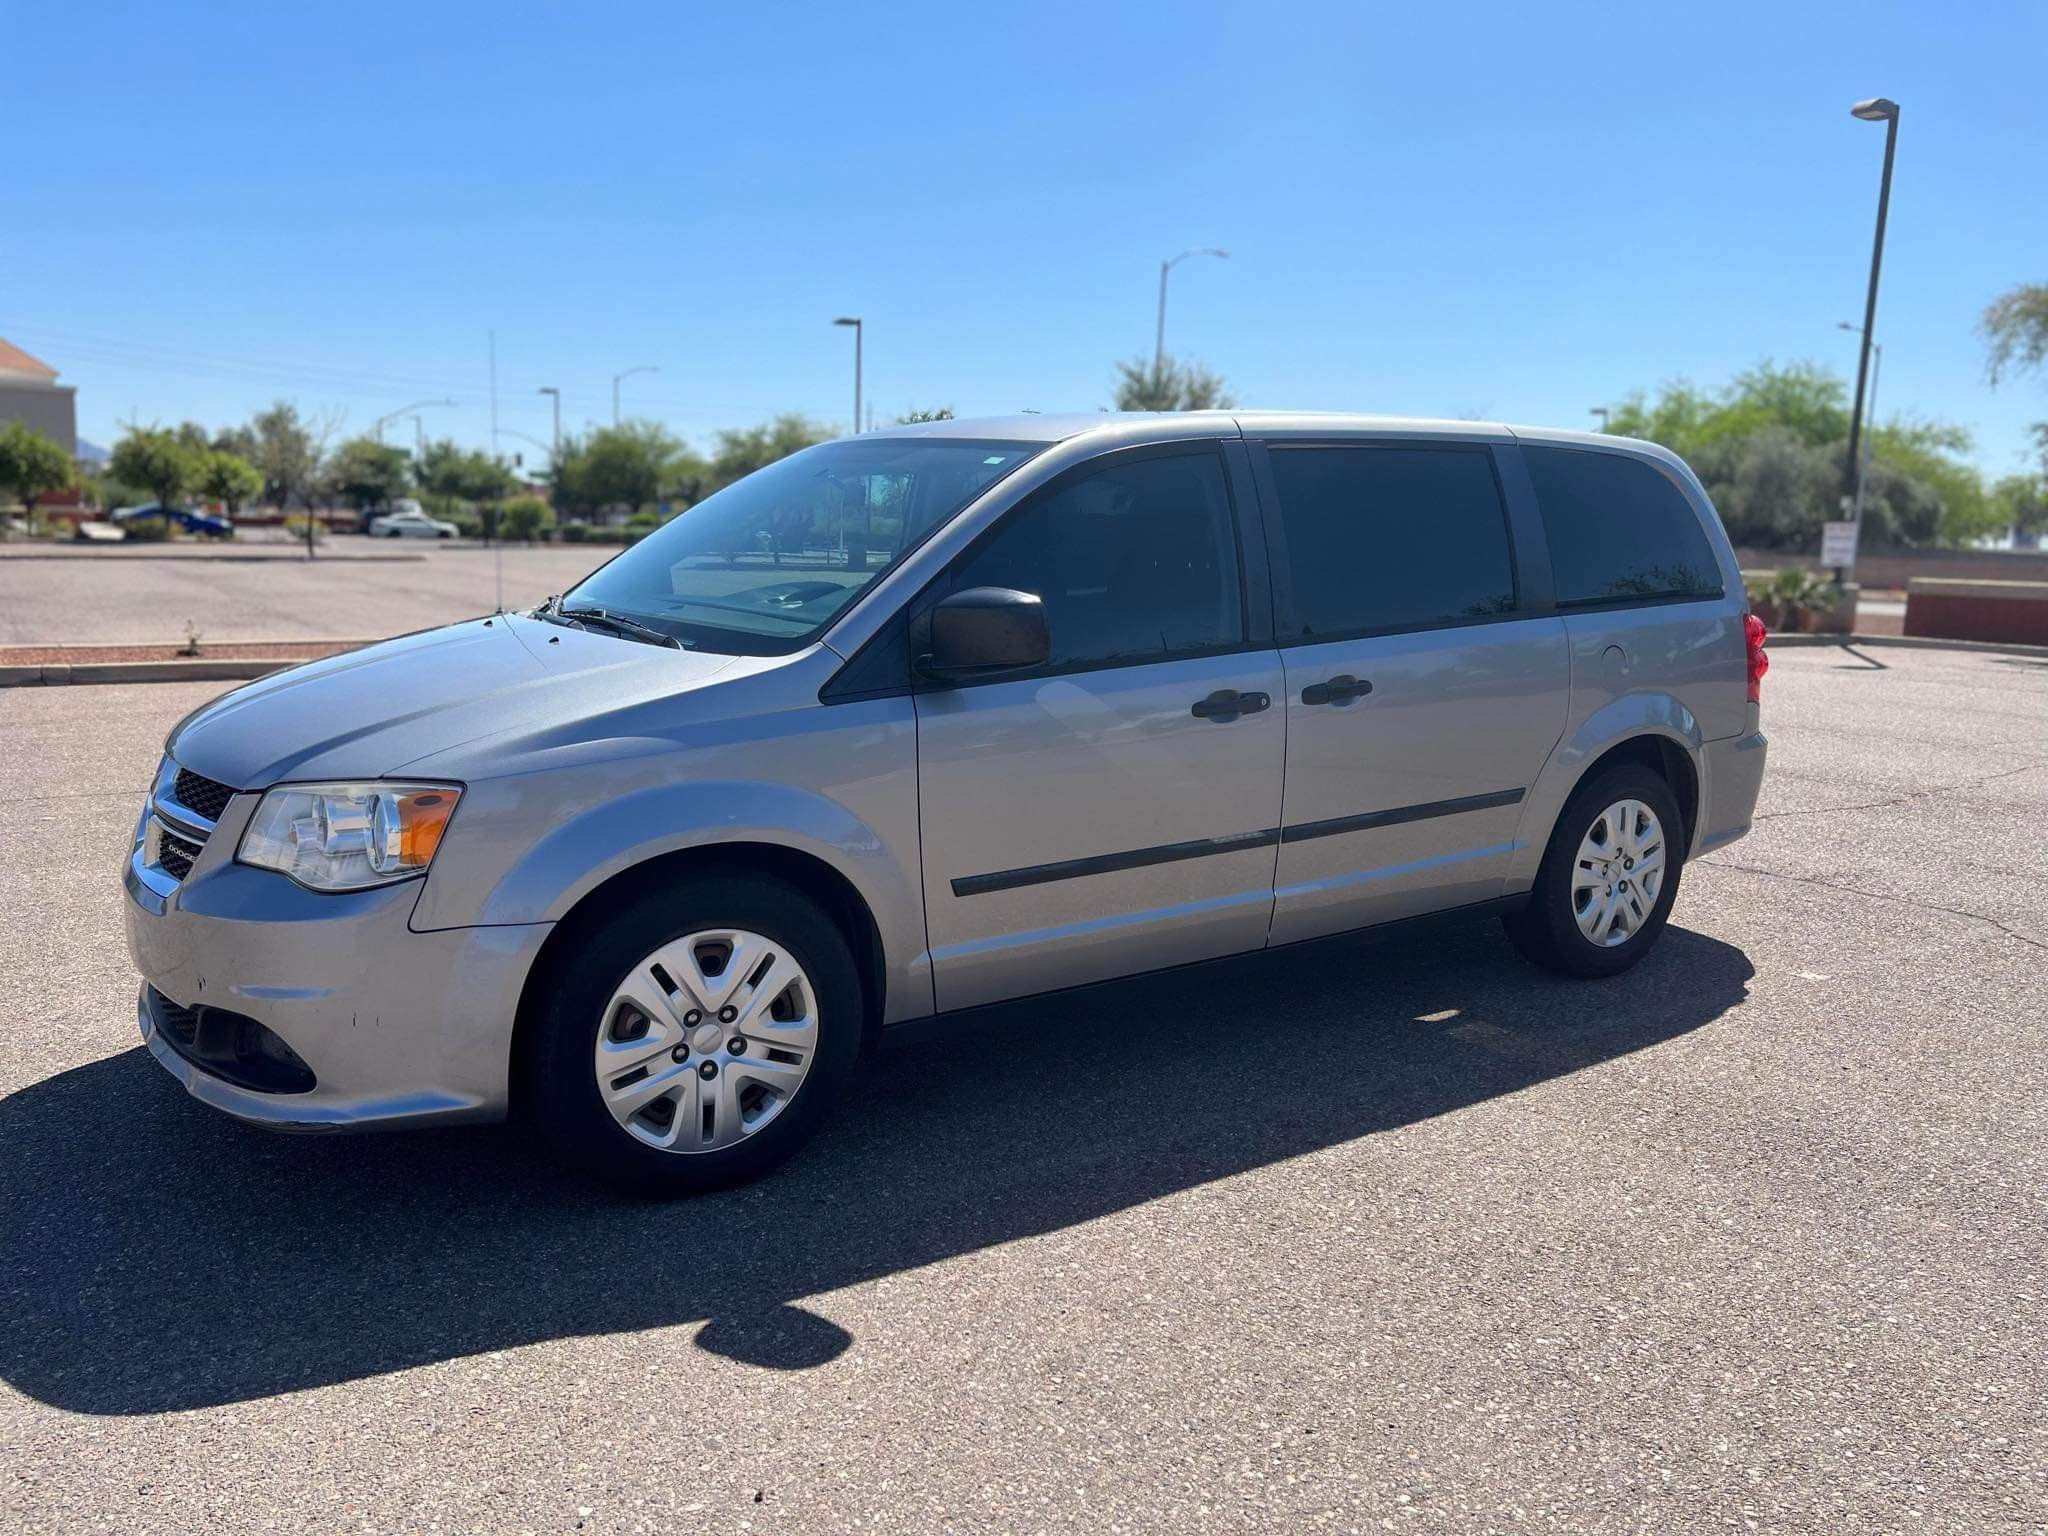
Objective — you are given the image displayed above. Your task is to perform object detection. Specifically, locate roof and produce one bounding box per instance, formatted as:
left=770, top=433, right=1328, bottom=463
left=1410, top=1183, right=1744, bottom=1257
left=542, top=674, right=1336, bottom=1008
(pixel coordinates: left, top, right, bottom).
left=865, top=410, right=1691, bottom=477
left=867, top=410, right=1514, bottom=446
left=0, top=337, right=58, bottom=380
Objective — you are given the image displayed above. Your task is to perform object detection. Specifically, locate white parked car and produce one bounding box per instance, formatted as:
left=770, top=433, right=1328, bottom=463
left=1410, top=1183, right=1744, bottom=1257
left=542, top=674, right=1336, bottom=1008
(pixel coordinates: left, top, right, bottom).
left=367, top=505, right=458, bottom=539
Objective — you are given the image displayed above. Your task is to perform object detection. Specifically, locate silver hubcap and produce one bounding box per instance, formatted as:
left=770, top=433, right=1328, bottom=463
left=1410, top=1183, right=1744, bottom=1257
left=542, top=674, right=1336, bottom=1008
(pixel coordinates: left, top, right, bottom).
left=1572, top=799, right=1665, bottom=948
left=594, top=928, right=818, bottom=1153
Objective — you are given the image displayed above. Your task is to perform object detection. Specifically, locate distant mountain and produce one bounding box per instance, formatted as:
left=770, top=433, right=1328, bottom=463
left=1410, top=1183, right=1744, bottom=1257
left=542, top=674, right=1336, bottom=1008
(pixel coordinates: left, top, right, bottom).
left=76, top=439, right=108, bottom=468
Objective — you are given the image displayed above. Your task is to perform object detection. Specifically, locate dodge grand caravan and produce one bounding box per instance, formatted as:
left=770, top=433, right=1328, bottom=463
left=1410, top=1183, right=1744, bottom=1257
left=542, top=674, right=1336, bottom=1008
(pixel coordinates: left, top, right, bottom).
left=126, top=412, right=1769, bottom=1193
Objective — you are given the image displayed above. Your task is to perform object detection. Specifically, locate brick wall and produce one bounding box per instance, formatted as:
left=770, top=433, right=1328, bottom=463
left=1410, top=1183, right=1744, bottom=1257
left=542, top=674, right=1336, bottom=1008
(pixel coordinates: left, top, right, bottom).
left=1903, top=579, right=2048, bottom=645
left=1735, top=546, right=2048, bottom=591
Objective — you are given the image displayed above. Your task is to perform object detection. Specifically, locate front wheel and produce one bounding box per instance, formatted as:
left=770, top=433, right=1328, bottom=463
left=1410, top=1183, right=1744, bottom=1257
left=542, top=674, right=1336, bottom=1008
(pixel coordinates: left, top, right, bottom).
left=1504, top=763, right=1684, bottom=978
left=525, top=874, right=863, bottom=1195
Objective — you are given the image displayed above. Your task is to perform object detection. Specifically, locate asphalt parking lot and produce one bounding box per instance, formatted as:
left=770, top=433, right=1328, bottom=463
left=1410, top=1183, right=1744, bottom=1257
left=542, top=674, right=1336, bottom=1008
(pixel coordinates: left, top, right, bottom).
left=2, top=644, right=2044, bottom=1533
left=0, top=544, right=613, bottom=645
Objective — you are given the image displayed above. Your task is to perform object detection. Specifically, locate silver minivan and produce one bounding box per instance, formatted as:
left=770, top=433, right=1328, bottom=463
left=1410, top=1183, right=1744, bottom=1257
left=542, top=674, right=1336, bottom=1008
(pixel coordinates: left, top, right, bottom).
left=125, top=412, right=1770, bottom=1193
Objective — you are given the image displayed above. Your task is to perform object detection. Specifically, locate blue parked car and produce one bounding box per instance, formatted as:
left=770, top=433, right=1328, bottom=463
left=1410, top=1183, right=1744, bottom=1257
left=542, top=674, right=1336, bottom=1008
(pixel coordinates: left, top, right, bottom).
left=112, top=503, right=235, bottom=539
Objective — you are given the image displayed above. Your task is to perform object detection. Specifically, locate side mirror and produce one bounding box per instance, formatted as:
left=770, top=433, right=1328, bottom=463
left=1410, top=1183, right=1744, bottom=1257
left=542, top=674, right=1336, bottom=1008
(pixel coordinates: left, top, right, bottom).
left=914, top=586, right=1049, bottom=682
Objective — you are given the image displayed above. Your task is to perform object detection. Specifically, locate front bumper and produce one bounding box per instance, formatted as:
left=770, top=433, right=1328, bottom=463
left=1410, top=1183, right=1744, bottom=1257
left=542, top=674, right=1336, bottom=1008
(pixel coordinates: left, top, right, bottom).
left=124, top=788, right=550, bottom=1133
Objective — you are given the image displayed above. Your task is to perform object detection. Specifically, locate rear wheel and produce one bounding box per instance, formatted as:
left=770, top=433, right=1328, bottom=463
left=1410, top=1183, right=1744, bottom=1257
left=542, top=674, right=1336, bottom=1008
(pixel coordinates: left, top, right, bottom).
left=526, top=874, right=863, bottom=1194
left=1504, top=763, right=1683, bottom=978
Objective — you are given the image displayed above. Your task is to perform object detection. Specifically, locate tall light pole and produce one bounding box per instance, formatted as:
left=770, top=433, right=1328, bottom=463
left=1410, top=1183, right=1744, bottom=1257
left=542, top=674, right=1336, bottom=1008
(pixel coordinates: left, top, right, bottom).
left=1840, top=96, right=1899, bottom=580
left=1590, top=407, right=1611, bottom=433
left=612, top=365, right=658, bottom=427
left=1838, top=322, right=1884, bottom=530
left=370, top=398, right=455, bottom=442
left=537, top=386, right=561, bottom=463
left=1156, top=248, right=1229, bottom=373
left=834, top=317, right=863, bottom=435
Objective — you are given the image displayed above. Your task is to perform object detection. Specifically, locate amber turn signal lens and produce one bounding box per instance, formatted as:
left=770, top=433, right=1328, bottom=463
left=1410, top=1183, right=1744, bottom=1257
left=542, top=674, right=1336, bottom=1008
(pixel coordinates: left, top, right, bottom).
left=395, top=788, right=459, bottom=869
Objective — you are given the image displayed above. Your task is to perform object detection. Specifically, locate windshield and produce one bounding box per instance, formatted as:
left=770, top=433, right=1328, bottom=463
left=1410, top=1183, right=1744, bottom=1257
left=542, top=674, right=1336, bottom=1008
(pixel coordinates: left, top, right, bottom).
left=562, top=437, right=1043, bottom=654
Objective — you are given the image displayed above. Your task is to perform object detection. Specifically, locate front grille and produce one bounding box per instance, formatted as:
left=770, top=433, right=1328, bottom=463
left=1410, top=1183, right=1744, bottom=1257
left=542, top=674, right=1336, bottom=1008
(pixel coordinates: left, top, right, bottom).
left=171, top=768, right=235, bottom=824
left=156, top=826, right=204, bottom=880
left=150, top=987, right=200, bottom=1047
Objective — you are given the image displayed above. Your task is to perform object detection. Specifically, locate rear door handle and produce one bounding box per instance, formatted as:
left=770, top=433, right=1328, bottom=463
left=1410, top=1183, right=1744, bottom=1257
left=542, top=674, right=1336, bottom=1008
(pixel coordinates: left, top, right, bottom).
left=1301, top=674, right=1374, bottom=706
left=1190, top=688, right=1271, bottom=721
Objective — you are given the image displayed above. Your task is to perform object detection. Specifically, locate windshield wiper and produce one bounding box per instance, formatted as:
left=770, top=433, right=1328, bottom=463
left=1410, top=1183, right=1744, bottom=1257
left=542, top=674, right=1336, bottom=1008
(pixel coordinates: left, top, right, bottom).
left=556, top=602, right=686, bottom=649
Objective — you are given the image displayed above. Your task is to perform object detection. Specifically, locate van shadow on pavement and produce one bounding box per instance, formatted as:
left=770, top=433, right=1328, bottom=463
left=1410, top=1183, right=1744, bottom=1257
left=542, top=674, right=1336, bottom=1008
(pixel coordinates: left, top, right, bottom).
left=0, top=921, right=1751, bottom=1415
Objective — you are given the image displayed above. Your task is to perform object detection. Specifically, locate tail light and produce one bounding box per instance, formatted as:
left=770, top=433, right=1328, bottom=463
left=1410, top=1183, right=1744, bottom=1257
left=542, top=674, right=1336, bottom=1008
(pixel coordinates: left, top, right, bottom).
left=1745, top=613, right=1769, bottom=704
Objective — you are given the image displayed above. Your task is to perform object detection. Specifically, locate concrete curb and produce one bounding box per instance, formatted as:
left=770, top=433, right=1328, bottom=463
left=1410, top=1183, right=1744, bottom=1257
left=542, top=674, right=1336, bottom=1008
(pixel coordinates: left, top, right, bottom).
left=0, top=658, right=317, bottom=687
left=0, top=549, right=424, bottom=563
left=0, top=636, right=375, bottom=658
left=1769, top=632, right=2048, bottom=658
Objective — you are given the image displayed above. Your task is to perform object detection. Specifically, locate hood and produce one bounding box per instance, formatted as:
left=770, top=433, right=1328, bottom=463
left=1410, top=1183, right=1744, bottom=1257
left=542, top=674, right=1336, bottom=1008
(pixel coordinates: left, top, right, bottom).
left=167, top=615, right=739, bottom=789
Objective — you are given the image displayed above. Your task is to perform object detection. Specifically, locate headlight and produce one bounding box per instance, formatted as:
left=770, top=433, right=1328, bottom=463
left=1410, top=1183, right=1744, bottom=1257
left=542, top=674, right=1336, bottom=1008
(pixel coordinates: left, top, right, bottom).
left=238, top=782, right=462, bottom=891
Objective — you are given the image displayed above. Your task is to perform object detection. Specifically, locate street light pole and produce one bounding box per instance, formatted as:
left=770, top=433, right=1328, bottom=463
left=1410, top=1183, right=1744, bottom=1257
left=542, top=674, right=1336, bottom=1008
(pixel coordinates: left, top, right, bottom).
left=537, top=387, right=561, bottom=463
left=611, top=366, right=658, bottom=427
left=1590, top=407, right=1611, bottom=433
left=370, top=398, right=456, bottom=443
left=834, top=318, right=863, bottom=435
left=1155, top=248, right=1229, bottom=374
left=1841, top=97, right=1900, bottom=570
left=1838, top=323, right=1884, bottom=529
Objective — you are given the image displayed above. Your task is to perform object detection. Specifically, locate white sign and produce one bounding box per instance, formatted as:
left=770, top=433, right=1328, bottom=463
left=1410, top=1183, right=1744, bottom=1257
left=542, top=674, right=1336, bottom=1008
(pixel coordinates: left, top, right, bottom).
left=1821, top=520, right=1860, bottom=570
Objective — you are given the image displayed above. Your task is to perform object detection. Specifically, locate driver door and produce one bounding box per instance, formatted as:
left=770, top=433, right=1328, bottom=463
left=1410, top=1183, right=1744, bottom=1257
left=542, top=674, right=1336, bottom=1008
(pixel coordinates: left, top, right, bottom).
left=913, top=445, right=1286, bottom=1013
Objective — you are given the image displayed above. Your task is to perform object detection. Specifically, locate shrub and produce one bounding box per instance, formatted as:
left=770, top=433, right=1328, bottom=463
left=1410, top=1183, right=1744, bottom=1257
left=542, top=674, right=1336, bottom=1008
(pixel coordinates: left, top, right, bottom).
left=502, top=495, right=554, bottom=543
left=121, top=517, right=172, bottom=543
left=559, top=521, right=589, bottom=543
left=1748, top=566, right=1842, bottom=631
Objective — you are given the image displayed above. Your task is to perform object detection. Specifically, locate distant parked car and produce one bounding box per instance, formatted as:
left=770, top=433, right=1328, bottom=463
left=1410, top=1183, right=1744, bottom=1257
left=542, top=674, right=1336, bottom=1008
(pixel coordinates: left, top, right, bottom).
left=111, top=503, right=235, bottom=539
left=366, top=505, right=458, bottom=539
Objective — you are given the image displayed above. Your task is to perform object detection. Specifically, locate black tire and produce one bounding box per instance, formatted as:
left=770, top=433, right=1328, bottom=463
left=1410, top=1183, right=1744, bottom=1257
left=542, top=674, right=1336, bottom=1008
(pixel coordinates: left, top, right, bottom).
left=1503, top=763, right=1684, bottom=978
left=525, top=873, right=864, bottom=1195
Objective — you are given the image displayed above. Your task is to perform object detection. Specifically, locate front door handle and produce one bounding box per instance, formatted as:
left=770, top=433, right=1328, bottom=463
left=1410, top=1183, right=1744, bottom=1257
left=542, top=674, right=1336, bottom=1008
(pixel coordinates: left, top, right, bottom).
left=1301, top=674, right=1374, bottom=706
left=1190, top=688, right=1271, bottom=722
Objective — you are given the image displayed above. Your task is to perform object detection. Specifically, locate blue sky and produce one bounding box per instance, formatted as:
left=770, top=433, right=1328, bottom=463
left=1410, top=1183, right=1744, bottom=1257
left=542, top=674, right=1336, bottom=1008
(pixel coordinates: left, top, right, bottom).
left=7, top=1, right=2043, bottom=476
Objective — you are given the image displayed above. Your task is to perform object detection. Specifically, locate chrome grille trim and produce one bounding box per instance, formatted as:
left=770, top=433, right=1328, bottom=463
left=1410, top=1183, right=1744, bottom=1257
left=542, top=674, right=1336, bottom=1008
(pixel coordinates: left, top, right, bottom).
left=136, top=755, right=239, bottom=892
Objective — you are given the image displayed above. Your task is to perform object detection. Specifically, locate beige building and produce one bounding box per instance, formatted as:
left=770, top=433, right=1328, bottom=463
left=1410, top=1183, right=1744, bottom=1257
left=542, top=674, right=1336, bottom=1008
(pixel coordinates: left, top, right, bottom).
left=0, top=337, right=79, bottom=456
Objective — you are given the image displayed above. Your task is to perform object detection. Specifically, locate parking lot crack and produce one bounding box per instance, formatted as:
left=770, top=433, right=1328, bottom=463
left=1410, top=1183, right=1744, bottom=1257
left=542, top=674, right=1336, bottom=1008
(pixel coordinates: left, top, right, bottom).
left=1749, top=759, right=2048, bottom=825
left=1700, top=857, right=2048, bottom=953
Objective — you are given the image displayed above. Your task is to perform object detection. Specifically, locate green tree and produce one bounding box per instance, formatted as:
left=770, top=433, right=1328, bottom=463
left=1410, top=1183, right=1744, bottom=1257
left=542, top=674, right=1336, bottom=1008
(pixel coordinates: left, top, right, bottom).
left=108, top=427, right=202, bottom=509
left=243, top=401, right=331, bottom=512
left=706, top=414, right=826, bottom=493
left=1599, top=360, right=1987, bottom=550
left=501, top=494, right=554, bottom=543
left=326, top=437, right=413, bottom=511
left=1990, top=473, right=2048, bottom=541
left=1981, top=284, right=2048, bottom=386
left=197, top=449, right=264, bottom=515
left=1112, top=355, right=1234, bottom=412
left=417, top=438, right=518, bottom=506
left=0, top=421, right=76, bottom=516
left=555, top=421, right=707, bottom=518
left=895, top=407, right=955, bottom=423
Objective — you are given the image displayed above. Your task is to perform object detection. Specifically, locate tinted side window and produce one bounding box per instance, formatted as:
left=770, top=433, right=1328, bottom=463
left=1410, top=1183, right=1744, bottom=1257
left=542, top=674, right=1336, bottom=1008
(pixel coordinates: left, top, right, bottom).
left=1266, top=446, right=1516, bottom=638
left=1522, top=446, right=1723, bottom=605
left=946, top=451, right=1242, bottom=670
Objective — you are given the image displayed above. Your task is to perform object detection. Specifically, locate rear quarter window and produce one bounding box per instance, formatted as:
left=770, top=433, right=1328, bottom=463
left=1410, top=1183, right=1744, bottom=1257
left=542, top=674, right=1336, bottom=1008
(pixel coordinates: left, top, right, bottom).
left=1522, top=446, right=1723, bottom=606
